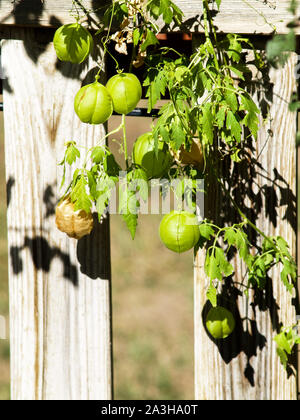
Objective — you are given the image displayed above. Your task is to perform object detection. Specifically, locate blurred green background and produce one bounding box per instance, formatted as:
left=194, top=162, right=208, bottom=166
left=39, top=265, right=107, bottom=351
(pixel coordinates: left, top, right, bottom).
left=0, top=110, right=195, bottom=400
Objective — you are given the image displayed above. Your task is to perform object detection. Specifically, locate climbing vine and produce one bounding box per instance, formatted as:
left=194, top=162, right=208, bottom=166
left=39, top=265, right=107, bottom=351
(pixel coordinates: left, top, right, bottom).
left=54, top=0, right=299, bottom=371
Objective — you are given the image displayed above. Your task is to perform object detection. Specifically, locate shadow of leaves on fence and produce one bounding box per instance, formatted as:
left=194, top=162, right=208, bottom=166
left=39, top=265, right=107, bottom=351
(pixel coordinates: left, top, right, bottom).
left=8, top=183, right=111, bottom=286
left=77, top=213, right=111, bottom=280
left=1, top=0, right=297, bottom=394
left=200, top=52, right=297, bottom=386
left=10, top=235, right=79, bottom=286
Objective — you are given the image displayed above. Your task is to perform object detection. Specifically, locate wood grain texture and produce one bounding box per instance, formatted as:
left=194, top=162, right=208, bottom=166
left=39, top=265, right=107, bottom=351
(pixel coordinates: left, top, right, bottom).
left=194, top=54, right=297, bottom=400
left=0, top=0, right=297, bottom=34
left=2, top=28, right=112, bottom=400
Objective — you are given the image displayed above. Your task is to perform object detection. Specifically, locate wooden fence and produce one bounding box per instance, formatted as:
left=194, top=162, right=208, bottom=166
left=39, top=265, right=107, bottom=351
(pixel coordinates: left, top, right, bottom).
left=0, top=0, right=298, bottom=400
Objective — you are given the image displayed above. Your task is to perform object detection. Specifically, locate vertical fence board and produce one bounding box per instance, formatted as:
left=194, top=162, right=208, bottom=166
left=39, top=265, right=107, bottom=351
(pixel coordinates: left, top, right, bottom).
left=0, top=0, right=297, bottom=34
left=2, top=28, right=112, bottom=400
left=194, top=53, right=297, bottom=400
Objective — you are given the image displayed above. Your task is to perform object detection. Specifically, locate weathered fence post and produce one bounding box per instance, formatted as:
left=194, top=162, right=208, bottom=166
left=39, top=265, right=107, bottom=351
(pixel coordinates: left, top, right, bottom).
left=193, top=49, right=298, bottom=399
left=0, top=0, right=298, bottom=401
left=1, top=27, right=112, bottom=400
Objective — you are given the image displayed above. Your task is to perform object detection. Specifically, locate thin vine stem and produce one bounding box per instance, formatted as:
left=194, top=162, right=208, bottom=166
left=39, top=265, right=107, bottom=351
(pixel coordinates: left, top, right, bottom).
left=96, top=2, right=119, bottom=77
left=213, top=169, right=293, bottom=259
left=73, top=0, right=103, bottom=30
left=241, top=0, right=276, bottom=31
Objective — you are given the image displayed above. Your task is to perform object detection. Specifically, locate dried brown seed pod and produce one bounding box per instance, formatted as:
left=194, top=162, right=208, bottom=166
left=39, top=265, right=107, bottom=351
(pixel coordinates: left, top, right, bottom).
left=171, top=138, right=204, bottom=170
left=55, top=198, right=94, bottom=239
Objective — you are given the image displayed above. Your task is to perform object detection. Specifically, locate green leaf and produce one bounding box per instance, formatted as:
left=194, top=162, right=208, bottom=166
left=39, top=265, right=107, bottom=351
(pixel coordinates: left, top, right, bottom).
left=144, top=67, right=167, bottom=111
left=140, top=28, right=159, bottom=52
left=240, top=94, right=259, bottom=116
left=240, top=94, right=260, bottom=138
left=226, top=111, right=241, bottom=142
left=103, top=153, right=121, bottom=177
left=262, top=237, right=275, bottom=253
left=86, top=170, right=97, bottom=199
left=242, top=114, right=259, bottom=139
left=154, top=70, right=167, bottom=100
left=254, top=258, right=267, bottom=289
left=224, top=90, right=238, bottom=113
left=205, top=251, right=222, bottom=281
left=228, top=65, right=245, bottom=80
left=280, top=259, right=296, bottom=293
left=158, top=125, right=170, bottom=143
left=224, top=227, right=252, bottom=267
left=202, top=103, right=214, bottom=144
left=215, top=0, right=222, bottom=10
left=103, top=1, right=128, bottom=27
left=231, top=148, right=241, bottom=162
left=275, top=236, right=290, bottom=255
left=91, top=146, right=105, bottom=164
left=205, top=247, right=233, bottom=280
left=132, top=168, right=149, bottom=201
left=147, top=0, right=160, bottom=18
left=199, top=224, right=215, bottom=240
left=159, top=0, right=172, bottom=24
left=205, top=39, right=214, bottom=56
left=288, top=99, right=300, bottom=112
left=170, top=1, right=184, bottom=24
left=71, top=168, right=80, bottom=189
left=274, top=325, right=300, bottom=369
left=146, top=81, right=159, bottom=112
left=163, top=8, right=173, bottom=25
left=276, top=347, right=288, bottom=369
left=172, top=121, right=186, bottom=149
left=216, top=106, right=226, bottom=129
left=235, top=230, right=250, bottom=262
left=96, top=173, right=117, bottom=194
left=215, top=247, right=234, bottom=277
left=227, top=34, right=242, bottom=62
left=224, top=227, right=237, bottom=247
left=263, top=253, right=274, bottom=267
left=95, top=174, right=117, bottom=219
left=96, top=192, right=110, bottom=218
left=60, top=163, right=66, bottom=190
left=133, top=28, right=140, bottom=47
left=71, top=174, right=92, bottom=214
left=120, top=2, right=128, bottom=13
left=65, top=143, right=80, bottom=165
left=122, top=211, right=138, bottom=239
left=274, top=331, right=292, bottom=355
left=207, top=282, right=217, bottom=307
left=119, top=189, right=138, bottom=237
left=119, top=175, right=140, bottom=239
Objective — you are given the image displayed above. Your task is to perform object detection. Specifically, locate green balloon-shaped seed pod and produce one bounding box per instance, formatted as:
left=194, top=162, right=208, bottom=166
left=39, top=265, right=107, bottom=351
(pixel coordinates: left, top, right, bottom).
left=159, top=210, right=200, bottom=253
left=106, top=73, right=142, bottom=115
left=205, top=306, right=235, bottom=339
left=74, top=81, right=113, bottom=125
left=132, top=132, right=173, bottom=179
left=53, top=23, right=94, bottom=64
